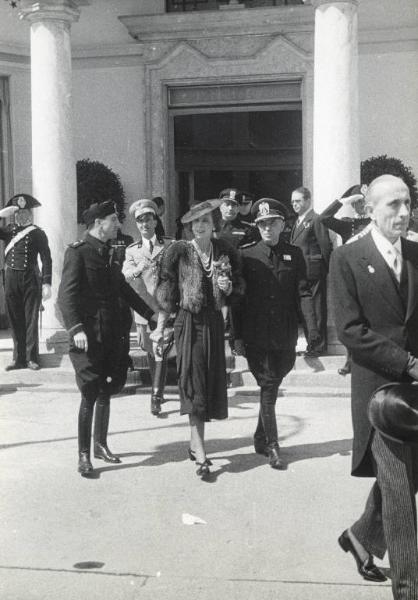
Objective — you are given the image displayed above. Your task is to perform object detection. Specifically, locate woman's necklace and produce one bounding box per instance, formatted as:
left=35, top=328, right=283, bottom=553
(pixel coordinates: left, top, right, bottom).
left=192, top=239, right=213, bottom=278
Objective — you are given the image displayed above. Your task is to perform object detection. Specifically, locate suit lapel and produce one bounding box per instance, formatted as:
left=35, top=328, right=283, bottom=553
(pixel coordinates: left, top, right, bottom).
left=291, top=210, right=313, bottom=242
left=357, top=234, right=404, bottom=320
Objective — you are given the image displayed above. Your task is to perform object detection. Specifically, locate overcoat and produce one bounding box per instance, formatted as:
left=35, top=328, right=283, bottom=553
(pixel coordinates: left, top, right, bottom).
left=330, top=232, right=418, bottom=476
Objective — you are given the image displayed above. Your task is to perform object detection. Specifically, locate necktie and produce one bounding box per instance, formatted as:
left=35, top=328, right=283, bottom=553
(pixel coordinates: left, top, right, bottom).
left=391, top=247, right=402, bottom=283
left=149, top=240, right=154, bottom=255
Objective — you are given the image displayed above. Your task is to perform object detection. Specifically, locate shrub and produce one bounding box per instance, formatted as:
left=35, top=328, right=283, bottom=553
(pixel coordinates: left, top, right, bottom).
left=361, top=155, right=417, bottom=207
left=76, top=159, right=126, bottom=223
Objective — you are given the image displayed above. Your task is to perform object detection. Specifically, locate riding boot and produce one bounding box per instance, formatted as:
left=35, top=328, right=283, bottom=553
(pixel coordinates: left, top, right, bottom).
left=78, top=396, right=94, bottom=476
left=260, top=386, right=285, bottom=470
left=151, top=356, right=169, bottom=415
left=93, top=394, right=121, bottom=464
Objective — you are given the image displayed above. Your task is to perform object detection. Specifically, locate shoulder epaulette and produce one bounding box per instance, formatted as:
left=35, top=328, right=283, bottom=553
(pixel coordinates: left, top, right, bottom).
left=127, top=240, right=142, bottom=248
left=240, top=240, right=258, bottom=250
left=69, top=240, right=85, bottom=248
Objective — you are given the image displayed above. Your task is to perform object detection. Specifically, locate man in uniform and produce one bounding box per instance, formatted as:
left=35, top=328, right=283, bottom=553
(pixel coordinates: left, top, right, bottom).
left=290, top=186, right=332, bottom=356
left=0, top=194, right=52, bottom=370
left=217, top=188, right=259, bottom=249
left=232, top=198, right=317, bottom=469
left=123, top=199, right=173, bottom=416
left=237, top=191, right=255, bottom=224
left=331, top=175, right=418, bottom=598
left=57, top=201, right=156, bottom=476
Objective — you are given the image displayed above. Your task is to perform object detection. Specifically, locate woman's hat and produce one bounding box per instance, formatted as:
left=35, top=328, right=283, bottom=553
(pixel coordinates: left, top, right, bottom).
left=368, top=383, right=418, bottom=444
left=181, top=199, right=223, bottom=224
left=6, top=193, right=41, bottom=209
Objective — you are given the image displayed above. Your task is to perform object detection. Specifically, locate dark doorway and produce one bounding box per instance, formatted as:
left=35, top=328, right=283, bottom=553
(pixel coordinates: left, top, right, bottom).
left=174, top=109, right=302, bottom=218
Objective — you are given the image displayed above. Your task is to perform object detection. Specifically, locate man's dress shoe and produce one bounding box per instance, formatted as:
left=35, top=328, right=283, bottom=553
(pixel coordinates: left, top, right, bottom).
left=27, top=361, right=40, bottom=371
left=5, top=362, right=27, bottom=371
left=267, top=445, right=286, bottom=470
left=338, top=530, right=387, bottom=582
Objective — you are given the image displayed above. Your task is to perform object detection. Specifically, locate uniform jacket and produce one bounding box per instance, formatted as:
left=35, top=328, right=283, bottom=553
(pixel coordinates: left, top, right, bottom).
left=290, top=209, right=332, bottom=280
left=217, top=217, right=260, bottom=249
left=156, top=238, right=244, bottom=314
left=330, top=232, right=418, bottom=477
left=57, top=233, right=154, bottom=337
left=319, top=199, right=371, bottom=244
left=232, top=240, right=317, bottom=350
left=122, top=236, right=173, bottom=325
left=0, top=223, right=52, bottom=284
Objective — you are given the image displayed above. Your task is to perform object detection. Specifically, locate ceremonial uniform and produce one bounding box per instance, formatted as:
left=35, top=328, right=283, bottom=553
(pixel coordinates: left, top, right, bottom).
left=0, top=196, right=51, bottom=367
left=217, top=216, right=260, bottom=249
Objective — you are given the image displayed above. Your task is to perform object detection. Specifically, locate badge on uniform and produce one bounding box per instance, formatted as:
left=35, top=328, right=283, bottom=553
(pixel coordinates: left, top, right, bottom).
left=283, top=254, right=292, bottom=261
left=17, top=196, right=27, bottom=209
left=367, top=265, right=375, bottom=274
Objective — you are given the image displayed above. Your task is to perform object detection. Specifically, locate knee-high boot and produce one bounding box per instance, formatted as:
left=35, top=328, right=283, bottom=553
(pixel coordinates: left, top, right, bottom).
left=93, top=394, right=121, bottom=464
left=78, top=395, right=94, bottom=476
left=260, top=385, right=285, bottom=470
left=254, top=409, right=268, bottom=455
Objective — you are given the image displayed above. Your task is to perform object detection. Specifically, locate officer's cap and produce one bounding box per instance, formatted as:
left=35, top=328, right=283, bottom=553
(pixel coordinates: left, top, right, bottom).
left=240, top=191, right=254, bottom=205
left=181, top=199, right=223, bottom=224
left=252, top=198, right=288, bottom=223
left=368, top=383, right=418, bottom=444
left=6, top=193, right=41, bottom=209
left=129, top=199, right=157, bottom=220
left=82, top=200, right=117, bottom=225
left=341, top=185, right=364, bottom=199
left=219, top=188, right=242, bottom=205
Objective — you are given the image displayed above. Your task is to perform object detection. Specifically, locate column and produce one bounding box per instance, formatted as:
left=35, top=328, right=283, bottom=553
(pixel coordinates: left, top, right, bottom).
left=309, top=0, right=360, bottom=212
left=19, top=1, right=80, bottom=345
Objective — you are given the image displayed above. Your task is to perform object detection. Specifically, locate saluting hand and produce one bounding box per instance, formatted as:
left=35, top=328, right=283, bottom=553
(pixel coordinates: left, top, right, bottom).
left=0, top=205, right=19, bottom=219
left=73, top=331, right=88, bottom=352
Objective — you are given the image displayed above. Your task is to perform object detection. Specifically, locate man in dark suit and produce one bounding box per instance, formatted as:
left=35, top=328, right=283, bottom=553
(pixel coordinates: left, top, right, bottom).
left=330, top=175, right=418, bottom=599
left=0, top=194, right=52, bottom=371
left=232, top=198, right=317, bottom=469
left=57, top=201, right=156, bottom=477
left=290, top=186, right=332, bottom=356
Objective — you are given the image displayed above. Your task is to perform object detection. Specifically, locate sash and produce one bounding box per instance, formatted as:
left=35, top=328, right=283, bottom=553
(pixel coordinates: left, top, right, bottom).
left=4, top=225, right=37, bottom=257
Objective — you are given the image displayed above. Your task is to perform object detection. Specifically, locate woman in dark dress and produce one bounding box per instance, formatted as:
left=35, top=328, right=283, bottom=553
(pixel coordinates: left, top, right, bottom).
left=152, top=199, right=244, bottom=478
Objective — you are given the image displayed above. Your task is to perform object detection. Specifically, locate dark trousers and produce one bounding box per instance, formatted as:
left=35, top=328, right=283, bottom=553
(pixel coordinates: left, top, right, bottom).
left=302, top=277, right=328, bottom=353
left=351, top=432, right=418, bottom=600
left=246, top=346, right=296, bottom=446
left=5, top=267, right=41, bottom=364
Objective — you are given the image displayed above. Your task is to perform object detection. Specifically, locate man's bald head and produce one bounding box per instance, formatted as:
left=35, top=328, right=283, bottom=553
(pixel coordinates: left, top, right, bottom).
left=365, top=174, right=410, bottom=243
left=365, top=175, right=409, bottom=208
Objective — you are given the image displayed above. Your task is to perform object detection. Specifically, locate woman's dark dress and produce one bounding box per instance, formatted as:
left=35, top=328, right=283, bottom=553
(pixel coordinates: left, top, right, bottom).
left=175, top=257, right=228, bottom=421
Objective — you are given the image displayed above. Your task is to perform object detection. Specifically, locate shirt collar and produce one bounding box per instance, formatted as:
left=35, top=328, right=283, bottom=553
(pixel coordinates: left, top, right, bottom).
left=371, top=226, right=402, bottom=257
left=142, top=234, right=157, bottom=250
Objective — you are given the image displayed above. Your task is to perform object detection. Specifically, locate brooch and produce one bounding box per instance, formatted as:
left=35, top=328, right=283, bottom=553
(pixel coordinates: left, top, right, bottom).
left=367, top=265, right=375, bottom=274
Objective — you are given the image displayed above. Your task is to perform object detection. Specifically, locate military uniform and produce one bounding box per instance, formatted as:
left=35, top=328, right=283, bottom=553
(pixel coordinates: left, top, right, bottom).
left=0, top=219, right=51, bottom=366
left=217, top=217, right=260, bottom=249
left=232, top=198, right=317, bottom=468
left=58, top=233, right=154, bottom=399
left=57, top=203, right=155, bottom=475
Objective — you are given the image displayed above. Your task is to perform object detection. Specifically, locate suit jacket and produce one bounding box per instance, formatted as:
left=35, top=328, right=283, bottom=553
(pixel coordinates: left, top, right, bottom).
left=122, top=237, right=173, bottom=325
left=330, top=232, right=418, bottom=477
left=232, top=240, right=317, bottom=351
left=290, top=209, right=332, bottom=280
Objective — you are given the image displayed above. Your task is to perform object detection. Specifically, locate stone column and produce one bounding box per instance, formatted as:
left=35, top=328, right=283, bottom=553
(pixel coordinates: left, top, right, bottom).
left=19, top=0, right=80, bottom=347
left=309, top=0, right=360, bottom=212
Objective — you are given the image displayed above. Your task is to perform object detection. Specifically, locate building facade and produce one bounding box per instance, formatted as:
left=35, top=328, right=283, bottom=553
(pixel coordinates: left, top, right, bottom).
left=0, top=0, right=417, bottom=336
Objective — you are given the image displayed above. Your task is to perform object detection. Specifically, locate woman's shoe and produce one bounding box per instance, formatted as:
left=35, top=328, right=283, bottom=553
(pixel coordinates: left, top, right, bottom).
left=195, top=462, right=210, bottom=478
left=188, top=448, right=212, bottom=466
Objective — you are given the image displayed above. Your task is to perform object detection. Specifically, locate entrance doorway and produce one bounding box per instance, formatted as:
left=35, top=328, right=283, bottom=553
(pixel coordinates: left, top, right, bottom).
left=173, top=108, right=302, bottom=219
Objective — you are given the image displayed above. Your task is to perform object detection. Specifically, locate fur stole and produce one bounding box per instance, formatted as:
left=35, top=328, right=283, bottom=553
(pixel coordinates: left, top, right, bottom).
left=156, top=238, right=244, bottom=314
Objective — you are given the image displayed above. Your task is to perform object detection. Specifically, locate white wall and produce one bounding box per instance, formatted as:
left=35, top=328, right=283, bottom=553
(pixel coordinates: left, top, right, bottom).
left=72, top=65, right=147, bottom=238
left=359, top=49, right=418, bottom=180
